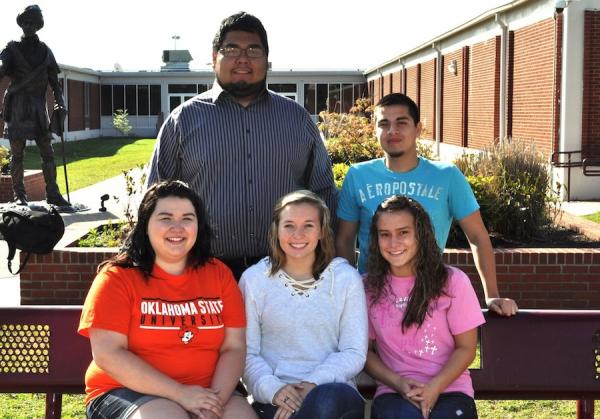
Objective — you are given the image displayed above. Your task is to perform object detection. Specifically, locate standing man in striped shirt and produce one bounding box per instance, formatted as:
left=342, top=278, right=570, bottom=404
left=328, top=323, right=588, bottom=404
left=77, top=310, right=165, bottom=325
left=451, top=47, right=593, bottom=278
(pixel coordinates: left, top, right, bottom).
left=147, top=12, right=338, bottom=279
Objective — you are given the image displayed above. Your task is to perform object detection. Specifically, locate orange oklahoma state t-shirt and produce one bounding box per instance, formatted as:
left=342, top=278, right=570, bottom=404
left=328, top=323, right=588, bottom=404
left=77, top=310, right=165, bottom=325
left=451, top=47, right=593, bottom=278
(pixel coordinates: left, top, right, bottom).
left=78, top=259, right=245, bottom=404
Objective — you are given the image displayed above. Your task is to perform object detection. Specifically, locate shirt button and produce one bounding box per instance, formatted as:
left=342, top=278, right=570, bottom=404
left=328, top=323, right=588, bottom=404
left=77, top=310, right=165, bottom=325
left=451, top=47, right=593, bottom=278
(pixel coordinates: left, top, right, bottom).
left=249, top=179, right=253, bottom=185
left=246, top=129, right=250, bottom=134
left=247, top=153, right=251, bottom=159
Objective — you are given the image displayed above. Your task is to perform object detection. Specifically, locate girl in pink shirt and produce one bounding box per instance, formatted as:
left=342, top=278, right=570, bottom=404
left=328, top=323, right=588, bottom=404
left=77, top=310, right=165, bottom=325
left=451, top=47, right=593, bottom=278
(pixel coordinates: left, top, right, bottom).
left=365, top=195, right=484, bottom=419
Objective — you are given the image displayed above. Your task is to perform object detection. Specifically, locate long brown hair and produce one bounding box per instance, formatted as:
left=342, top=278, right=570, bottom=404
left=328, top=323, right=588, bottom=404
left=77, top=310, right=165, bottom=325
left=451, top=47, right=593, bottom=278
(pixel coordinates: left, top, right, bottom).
left=268, top=190, right=335, bottom=279
left=365, top=195, right=448, bottom=330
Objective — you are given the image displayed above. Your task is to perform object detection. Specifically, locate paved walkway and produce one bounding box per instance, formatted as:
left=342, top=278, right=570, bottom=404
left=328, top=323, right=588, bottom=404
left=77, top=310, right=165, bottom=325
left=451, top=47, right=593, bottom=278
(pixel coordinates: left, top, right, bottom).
left=561, top=200, right=600, bottom=217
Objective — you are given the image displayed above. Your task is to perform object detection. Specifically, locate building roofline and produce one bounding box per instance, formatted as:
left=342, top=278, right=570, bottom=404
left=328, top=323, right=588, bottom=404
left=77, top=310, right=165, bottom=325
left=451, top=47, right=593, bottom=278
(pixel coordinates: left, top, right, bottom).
left=364, top=0, right=531, bottom=75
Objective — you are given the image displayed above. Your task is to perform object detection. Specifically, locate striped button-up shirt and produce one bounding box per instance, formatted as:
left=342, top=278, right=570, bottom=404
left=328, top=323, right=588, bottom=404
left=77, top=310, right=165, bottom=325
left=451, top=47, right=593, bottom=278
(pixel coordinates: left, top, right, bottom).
left=147, top=83, right=338, bottom=259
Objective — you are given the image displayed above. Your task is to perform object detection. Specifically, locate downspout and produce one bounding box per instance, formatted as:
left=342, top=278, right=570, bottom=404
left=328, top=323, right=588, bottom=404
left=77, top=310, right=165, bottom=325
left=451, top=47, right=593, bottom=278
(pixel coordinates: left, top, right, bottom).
left=432, top=42, right=442, bottom=157
left=398, top=59, right=405, bottom=94
left=495, top=13, right=508, bottom=142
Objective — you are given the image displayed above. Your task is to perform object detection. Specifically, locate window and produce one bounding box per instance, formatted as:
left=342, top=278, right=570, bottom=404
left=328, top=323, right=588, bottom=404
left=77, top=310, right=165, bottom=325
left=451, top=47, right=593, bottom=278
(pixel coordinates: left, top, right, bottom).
left=328, top=83, right=341, bottom=112
left=304, top=84, right=316, bottom=115
left=150, top=85, right=161, bottom=115
left=113, top=85, right=125, bottom=112
left=268, top=84, right=296, bottom=93
left=168, top=84, right=197, bottom=94
left=138, top=85, right=149, bottom=116
left=125, top=85, right=137, bottom=115
left=101, top=85, right=112, bottom=116
left=316, top=84, right=328, bottom=115
left=197, top=83, right=211, bottom=94
left=342, top=83, right=353, bottom=113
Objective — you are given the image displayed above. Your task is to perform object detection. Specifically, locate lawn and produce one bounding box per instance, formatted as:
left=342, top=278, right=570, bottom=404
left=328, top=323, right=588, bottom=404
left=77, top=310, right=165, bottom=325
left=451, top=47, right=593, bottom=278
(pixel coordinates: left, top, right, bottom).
left=1, top=393, right=597, bottom=418
left=22, top=137, right=156, bottom=193
left=584, top=211, right=600, bottom=224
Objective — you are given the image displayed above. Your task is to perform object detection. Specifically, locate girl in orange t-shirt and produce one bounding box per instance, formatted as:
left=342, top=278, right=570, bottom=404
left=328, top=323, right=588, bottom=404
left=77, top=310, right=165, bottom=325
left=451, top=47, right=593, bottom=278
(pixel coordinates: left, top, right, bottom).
left=78, top=180, right=257, bottom=419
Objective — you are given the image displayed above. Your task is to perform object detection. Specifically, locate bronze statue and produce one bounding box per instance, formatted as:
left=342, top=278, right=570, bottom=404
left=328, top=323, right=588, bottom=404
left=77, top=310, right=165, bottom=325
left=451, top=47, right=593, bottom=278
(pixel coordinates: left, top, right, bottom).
left=0, top=5, right=70, bottom=207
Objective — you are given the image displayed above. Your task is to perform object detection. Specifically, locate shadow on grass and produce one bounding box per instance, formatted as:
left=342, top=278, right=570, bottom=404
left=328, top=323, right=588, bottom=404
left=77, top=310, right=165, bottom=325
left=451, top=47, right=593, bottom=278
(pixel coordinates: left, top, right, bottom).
left=22, top=137, right=151, bottom=168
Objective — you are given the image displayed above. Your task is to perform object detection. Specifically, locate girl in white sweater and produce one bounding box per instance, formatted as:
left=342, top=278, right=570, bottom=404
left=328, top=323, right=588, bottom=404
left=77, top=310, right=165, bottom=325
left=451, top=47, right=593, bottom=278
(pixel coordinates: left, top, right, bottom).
left=239, top=190, right=368, bottom=419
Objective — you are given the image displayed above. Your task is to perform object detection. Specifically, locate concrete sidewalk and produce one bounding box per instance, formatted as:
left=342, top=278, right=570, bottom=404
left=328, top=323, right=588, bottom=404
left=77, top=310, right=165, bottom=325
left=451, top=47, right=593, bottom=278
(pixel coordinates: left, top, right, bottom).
left=0, top=170, right=141, bottom=307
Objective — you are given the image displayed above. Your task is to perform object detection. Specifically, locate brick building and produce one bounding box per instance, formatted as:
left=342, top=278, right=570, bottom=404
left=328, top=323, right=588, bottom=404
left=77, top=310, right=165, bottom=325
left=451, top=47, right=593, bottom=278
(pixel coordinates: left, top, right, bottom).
left=365, top=0, right=600, bottom=200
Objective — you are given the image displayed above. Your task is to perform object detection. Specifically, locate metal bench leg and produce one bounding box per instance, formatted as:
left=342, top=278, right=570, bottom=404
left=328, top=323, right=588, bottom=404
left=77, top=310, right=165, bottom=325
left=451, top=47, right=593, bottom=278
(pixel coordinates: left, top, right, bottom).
left=45, top=393, right=63, bottom=419
left=577, top=399, right=594, bottom=419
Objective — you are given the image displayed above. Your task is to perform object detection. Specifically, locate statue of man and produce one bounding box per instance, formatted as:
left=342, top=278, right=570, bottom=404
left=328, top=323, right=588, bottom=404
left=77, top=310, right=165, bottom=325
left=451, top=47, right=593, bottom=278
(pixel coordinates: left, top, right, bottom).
left=0, top=5, right=70, bottom=207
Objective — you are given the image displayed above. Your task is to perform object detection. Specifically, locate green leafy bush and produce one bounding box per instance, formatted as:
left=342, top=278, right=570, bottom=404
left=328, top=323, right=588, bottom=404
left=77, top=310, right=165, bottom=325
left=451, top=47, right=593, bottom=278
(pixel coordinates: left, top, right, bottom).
left=113, top=109, right=133, bottom=135
left=0, top=145, right=10, bottom=173
left=78, top=220, right=128, bottom=248
left=454, top=138, right=559, bottom=241
left=333, top=163, right=350, bottom=189
left=320, top=98, right=437, bottom=164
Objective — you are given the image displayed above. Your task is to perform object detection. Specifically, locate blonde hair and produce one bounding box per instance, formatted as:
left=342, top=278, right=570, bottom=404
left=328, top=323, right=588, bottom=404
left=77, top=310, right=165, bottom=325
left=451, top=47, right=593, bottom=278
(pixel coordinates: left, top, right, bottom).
left=268, top=190, right=335, bottom=278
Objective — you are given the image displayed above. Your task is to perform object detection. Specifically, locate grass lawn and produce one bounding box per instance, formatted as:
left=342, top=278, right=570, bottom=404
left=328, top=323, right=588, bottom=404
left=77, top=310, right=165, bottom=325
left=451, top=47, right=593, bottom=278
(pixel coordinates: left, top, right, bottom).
left=22, top=137, right=156, bottom=193
left=0, top=393, right=598, bottom=418
left=584, top=211, right=600, bottom=224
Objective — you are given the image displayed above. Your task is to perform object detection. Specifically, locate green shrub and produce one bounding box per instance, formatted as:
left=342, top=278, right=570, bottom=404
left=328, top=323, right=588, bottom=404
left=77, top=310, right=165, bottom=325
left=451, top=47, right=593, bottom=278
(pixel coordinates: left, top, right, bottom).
left=78, top=220, right=128, bottom=248
left=320, top=111, right=382, bottom=164
left=113, top=109, right=133, bottom=135
left=454, top=138, right=559, bottom=241
left=0, top=145, right=10, bottom=173
left=333, top=162, right=350, bottom=189
left=320, top=98, right=437, bottom=164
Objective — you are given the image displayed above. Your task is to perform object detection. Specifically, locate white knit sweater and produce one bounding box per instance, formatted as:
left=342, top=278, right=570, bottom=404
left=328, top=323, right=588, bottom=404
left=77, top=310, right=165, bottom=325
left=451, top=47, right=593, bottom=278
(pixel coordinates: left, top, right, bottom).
left=239, top=257, right=368, bottom=404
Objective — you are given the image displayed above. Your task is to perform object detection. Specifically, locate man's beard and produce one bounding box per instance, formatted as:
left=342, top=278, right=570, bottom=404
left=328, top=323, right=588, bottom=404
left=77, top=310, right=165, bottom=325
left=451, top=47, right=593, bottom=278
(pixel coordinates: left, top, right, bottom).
left=387, top=150, right=405, bottom=158
left=218, top=77, right=266, bottom=100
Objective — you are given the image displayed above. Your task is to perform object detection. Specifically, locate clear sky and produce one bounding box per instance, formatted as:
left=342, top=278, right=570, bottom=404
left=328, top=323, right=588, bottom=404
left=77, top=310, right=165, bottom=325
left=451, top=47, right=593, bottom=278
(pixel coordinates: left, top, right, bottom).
left=1, top=0, right=509, bottom=72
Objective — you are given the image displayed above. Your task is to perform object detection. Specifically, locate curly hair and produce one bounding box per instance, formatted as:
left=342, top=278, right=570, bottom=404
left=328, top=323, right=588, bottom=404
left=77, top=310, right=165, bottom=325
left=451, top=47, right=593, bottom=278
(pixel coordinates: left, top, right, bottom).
left=268, top=190, right=335, bottom=279
left=365, top=195, right=448, bottom=330
left=98, top=180, right=213, bottom=279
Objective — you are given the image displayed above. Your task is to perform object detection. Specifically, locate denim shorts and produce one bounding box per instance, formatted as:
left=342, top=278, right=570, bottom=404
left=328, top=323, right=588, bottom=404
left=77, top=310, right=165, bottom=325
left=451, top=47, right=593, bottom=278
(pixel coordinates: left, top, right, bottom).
left=86, top=387, right=157, bottom=419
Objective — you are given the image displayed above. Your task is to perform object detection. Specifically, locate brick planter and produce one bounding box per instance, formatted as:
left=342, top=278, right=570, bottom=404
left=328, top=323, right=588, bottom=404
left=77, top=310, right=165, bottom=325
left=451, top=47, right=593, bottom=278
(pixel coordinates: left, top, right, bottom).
left=445, top=248, right=600, bottom=309
left=0, top=170, right=45, bottom=203
left=20, top=246, right=600, bottom=308
left=20, top=247, right=117, bottom=305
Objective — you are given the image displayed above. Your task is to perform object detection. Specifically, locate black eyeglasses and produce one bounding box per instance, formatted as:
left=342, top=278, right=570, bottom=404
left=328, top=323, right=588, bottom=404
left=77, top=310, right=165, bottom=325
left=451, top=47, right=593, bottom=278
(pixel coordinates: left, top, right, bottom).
left=219, top=46, right=265, bottom=58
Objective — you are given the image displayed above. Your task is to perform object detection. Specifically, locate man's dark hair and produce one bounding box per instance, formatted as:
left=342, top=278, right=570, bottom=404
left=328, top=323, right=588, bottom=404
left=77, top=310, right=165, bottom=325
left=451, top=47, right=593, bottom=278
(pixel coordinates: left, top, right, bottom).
left=212, top=12, right=269, bottom=55
left=375, top=93, right=420, bottom=124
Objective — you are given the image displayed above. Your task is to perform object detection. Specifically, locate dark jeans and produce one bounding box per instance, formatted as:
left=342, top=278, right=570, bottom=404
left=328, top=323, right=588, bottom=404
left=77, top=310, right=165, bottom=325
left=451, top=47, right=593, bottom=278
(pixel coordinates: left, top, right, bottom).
left=371, top=392, right=477, bottom=419
left=253, top=382, right=364, bottom=419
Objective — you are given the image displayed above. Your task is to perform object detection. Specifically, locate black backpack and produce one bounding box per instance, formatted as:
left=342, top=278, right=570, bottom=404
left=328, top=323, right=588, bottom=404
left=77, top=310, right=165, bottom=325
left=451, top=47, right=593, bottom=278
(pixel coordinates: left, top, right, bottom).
left=0, top=204, right=65, bottom=274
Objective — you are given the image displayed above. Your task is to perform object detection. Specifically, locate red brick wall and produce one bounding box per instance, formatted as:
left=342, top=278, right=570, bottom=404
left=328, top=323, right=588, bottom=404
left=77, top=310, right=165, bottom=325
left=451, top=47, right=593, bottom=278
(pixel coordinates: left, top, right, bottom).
left=90, top=83, right=101, bottom=130
left=447, top=249, right=600, bottom=309
left=372, top=77, right=384, bottom=105
left=442, top=48, right=467, bottom=146
left=468, top=37, right=500, bottom=149
left=21, top=247, right=600, bottom=308
left=582, top=11, right=600, bottom=159
left=68, top=80, right=84, bottom=132
left=20, top=249, right=117, bottom=305
left=420, top=59, right=436, bottom=138
left=383, top=74, right=392, bottom=96
left=510, top=18, right=558, bottom=158
left=0, top=170, right=45, bottom=203
left=406, top=65, right=420, bottom=106
left=392, top=71, right=402, bottom=93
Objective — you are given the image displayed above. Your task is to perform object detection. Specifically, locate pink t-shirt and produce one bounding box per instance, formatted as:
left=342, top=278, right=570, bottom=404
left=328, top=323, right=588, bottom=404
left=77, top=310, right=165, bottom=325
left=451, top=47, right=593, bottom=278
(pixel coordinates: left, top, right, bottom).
left=367, top=266, right=485, bottom=398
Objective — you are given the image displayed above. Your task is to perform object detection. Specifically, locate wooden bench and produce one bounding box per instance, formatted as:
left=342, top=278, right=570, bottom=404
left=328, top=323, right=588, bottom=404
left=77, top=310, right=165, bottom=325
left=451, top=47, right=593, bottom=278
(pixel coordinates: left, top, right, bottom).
left=1, top=307, right=599, bottom=418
